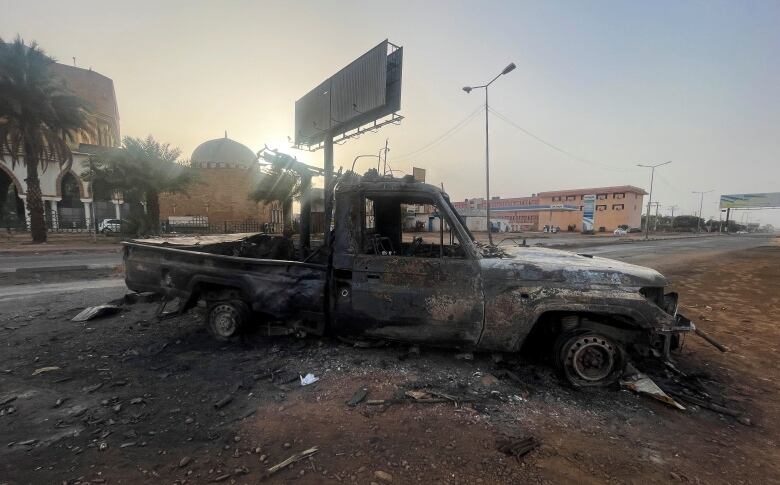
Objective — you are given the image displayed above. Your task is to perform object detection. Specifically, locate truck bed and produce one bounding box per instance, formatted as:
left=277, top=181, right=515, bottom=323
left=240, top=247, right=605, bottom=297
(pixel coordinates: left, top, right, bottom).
left=122, top=233, right=328, bottom=326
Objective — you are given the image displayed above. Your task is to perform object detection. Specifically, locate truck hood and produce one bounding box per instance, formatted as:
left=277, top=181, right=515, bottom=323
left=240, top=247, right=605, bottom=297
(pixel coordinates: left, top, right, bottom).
left=479, top=246, right=667, bottom=288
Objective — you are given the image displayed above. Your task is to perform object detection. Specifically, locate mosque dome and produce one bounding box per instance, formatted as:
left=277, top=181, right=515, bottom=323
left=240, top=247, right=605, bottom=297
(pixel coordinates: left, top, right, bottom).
left=191, top=134, right=256, bottom=168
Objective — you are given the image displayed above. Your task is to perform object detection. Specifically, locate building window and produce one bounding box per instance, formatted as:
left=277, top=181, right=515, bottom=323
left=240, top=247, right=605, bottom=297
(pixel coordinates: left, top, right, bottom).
left=597, top=193, right=608, bottom=200
left=579, top=205, right=584, bottom=211
left=565, top=195, right=576, bottom=201
left=596, top=205, right=607, bottom=211
left=612, top=204, right=624, bottom=210
left=613, top=193, right=625, bottom=199
left=552, top=196, right=562, bottom=202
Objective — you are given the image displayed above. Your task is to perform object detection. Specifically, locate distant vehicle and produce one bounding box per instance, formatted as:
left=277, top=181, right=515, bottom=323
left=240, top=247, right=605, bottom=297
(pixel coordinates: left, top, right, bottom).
left=736, top=230, right=748, bottom=234
left=613, top=228, right=628, bottom=236
left=98, top=218, right=122, bottom=234
left=628, top=228, right=642, bottom=233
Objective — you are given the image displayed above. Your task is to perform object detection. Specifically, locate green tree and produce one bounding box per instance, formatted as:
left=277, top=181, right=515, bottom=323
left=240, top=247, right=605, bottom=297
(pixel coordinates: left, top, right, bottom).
left=87, top=135, right=196, bottom=235
left=0, top=36, right=91, bottom=242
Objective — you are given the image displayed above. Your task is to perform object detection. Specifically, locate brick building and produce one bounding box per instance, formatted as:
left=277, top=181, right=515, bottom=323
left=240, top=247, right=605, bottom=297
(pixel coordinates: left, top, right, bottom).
left=453, top=185, right=647, bottom=232
left=158, top=135, right=281, bottom=229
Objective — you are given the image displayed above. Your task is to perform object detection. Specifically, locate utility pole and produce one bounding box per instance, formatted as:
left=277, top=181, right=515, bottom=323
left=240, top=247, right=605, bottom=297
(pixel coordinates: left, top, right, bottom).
left=667, top=205, right=679, bottom=231
left=637, top=161, right=671, bottom=240
left=463, top=62, right=516, bottom=245
left=692, top=190, right=713, bottom=233
left=651, top=202, right=661, bottom=231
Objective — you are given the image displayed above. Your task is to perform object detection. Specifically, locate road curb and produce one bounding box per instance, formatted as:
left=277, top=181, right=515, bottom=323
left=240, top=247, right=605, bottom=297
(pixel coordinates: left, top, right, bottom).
left=0, top=263, right=121, bottom=274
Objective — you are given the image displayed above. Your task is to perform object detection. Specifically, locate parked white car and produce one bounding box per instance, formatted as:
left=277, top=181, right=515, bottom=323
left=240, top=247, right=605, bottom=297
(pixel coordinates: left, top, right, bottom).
left=613, top=227, right=628, bottom=236
left=98, top=218, right=122, bottom=234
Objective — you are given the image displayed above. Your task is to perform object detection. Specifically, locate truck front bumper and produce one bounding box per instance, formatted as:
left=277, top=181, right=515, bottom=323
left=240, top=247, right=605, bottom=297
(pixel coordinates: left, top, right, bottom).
left=655, top=313, right=695, bottom=358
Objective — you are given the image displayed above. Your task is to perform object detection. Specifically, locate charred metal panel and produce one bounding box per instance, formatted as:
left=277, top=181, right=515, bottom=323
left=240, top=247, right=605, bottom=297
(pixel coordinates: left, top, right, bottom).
left=338, top=255, right=484, bottom=348
left=123, top=242, right=327, bottom=326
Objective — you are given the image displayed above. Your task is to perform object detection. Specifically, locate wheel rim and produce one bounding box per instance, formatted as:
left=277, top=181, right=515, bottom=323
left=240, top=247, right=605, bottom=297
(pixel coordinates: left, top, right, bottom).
left=565, top=335, right=617, bottom=383
left=210, top=304, right=239, bottom=338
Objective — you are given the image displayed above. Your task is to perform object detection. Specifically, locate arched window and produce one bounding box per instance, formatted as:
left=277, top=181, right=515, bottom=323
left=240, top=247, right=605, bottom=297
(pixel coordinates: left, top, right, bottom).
left=61, top=172, right=82, bottom=207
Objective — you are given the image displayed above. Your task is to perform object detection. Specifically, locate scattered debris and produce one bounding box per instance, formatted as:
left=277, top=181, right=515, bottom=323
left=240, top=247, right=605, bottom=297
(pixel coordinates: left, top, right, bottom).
left=455, top=352, right=474, bottom=361
left=346, top=386, right=368, bottom=406
left=53, top=397, right=67, bottom=408
left=264, top=446, right=318, bottom=479
left=179, top=456, right=191, bottom=468
left=0, top=395, right=17, bottom=406
left=405, top=389, right=471, bottom=406
left=82, top=383, right=104, bottom=393
left=694, top=327, right=730, bottom=353
left=620, top=373, right=685, bottom=410
left=213, top=394, right=233, bottom=409
left=670, top=392, right=750, bottom=424
left=299, top=373, right=319, bottom=386
left=497, top=436, right=539, bottom=460
left=130, top=397, right=144, bottom=405
left=71, top=305, right=121, bottom=322
left=374, top=470, right=394, bottom=482
left=32, top=366, right=60, bottom=376
left=365, top=399, right=386, bottom=406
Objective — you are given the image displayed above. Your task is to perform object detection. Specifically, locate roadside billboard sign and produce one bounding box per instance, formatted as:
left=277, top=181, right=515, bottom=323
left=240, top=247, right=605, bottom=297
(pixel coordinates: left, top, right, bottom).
left=719, top=192, right=780, bottom=209
left=582, top=194, right=596, bottom=232
left=294, top=40, right=403, bottom=149
left=412, top=167, right=426, bottom=183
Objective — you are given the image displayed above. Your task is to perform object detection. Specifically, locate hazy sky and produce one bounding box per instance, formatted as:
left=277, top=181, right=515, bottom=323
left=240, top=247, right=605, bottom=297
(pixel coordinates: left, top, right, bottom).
left=3, top=0, right=779, bottom=224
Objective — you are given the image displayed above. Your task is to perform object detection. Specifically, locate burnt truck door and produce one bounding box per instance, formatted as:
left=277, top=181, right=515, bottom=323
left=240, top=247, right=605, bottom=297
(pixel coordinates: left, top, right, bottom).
left=332, top=188, right=484, bottom=348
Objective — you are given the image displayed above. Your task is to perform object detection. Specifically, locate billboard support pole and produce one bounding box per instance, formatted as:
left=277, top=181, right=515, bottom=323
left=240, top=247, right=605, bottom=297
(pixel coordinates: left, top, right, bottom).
left=299, top=173, right=312, bottom=257
left=324, top=133, right=334, bottom=243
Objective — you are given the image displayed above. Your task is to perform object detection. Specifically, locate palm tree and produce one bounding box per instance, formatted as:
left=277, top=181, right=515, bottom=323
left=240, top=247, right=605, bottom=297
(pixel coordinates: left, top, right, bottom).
left=0, top=36, right=91, bottom=242
left=87, top=135, right=196, bottom=235
left=249, top=154, right=303, bottom=230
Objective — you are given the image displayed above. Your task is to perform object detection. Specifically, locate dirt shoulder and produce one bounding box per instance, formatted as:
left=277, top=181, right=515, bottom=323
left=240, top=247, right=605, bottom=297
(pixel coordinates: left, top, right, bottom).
left=0, top=244, right=778, bottom=484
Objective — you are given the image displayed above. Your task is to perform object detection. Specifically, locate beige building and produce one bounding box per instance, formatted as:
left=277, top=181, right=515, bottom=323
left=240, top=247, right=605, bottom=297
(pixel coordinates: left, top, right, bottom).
left=453, top=185, right=647, bottom=232
left=1, top=62, right=121, bottom=229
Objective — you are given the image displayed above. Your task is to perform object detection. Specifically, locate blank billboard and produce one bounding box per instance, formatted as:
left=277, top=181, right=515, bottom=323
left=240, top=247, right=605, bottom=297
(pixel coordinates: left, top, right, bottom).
left=720, top=193, right=780, bottom=209
left=295, top=40, right=403, bottom=148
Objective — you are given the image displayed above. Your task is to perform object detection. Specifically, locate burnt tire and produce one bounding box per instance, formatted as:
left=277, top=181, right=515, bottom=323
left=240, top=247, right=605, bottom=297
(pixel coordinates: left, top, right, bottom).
left=206, top=300, right=249, bottom=341
left=555, top=331, right=624, bottom=388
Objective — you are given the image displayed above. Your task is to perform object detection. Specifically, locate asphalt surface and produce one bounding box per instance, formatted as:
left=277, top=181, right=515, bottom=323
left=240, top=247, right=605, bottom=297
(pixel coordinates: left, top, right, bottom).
left=0, top=234, right=772, bottom=305
left=0, top=250, right=121, bottom=272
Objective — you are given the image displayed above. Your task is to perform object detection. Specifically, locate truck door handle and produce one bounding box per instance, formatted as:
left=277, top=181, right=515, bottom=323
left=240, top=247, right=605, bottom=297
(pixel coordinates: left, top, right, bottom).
left=367, top=273, right=380, bottom=280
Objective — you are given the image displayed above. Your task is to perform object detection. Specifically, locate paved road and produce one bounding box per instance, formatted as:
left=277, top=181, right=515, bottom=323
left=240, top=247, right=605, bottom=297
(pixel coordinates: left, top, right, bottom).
left=0, top=234, right=772, bottom=305
left=0, top=250, right=121, bottom=272
left=571, top=234, right=773, bottom=267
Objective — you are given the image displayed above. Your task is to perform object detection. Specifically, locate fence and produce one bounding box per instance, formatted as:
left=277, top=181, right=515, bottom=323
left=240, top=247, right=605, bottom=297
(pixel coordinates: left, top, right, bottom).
left=1, top=216, right=288, bottom=236
left=160, top=218, right=284, bottom=235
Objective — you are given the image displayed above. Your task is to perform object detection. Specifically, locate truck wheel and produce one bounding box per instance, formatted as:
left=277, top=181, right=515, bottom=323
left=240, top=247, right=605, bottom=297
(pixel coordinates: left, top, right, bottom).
left=206, top=300, right=248, bottom=341
left=555, top=331, right=623, bottom=387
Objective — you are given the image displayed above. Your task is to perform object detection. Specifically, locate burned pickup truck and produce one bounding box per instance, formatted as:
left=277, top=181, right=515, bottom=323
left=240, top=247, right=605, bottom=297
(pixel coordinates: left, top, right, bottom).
left=123, top=170, right=693, bottom=387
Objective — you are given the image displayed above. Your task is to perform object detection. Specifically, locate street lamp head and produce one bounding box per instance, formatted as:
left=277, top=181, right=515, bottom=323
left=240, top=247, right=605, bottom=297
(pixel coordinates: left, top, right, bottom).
left=462, top=86, right=473, bottom=93
left=502, top=63, right=516, bottom=75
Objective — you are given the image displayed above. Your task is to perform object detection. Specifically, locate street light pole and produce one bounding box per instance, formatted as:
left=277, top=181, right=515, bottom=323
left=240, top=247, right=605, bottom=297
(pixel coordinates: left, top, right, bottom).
left=692, top=190, right=713, bottom=233
left=463, top=62, right=516, bottom=245
left=637, top=161, right=671, bottom=240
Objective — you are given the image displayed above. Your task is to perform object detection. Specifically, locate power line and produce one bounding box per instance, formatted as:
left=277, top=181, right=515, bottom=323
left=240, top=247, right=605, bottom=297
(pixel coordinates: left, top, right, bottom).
left=392, top=104, right=484, bottom=161
left=487, top=107, right=636, bottom=173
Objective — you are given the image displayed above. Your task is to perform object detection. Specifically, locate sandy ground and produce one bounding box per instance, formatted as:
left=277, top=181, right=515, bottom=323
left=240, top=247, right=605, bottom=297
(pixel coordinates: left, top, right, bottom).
left=0, top=240, right=778, bottom=484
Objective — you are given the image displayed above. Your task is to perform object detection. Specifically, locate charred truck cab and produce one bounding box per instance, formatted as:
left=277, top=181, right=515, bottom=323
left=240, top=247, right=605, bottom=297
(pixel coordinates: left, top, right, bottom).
left=123, top=170, right=694, bottom=387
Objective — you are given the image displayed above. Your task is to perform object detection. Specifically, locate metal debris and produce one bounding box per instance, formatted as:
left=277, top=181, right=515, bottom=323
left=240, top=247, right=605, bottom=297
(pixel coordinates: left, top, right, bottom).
left=346, top=386, right=368, bottom=407
left=264, top=446, right=318, bottom=479
left=497, top=436, right=539, bottom=459
left=620, top=373, right=685, bottom=410
left=71, top=305, right=121, bottom=322
left=213, top=394, right=233, bottom=409
left=32, top=366, right=60, bottom=376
